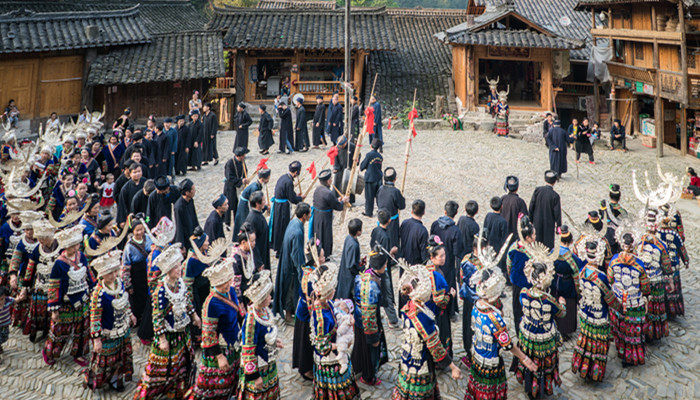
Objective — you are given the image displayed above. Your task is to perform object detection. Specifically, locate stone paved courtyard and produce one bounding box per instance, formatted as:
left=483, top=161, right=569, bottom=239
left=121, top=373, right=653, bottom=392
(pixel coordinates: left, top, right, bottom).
left=2, top=127, right=700, bottom=399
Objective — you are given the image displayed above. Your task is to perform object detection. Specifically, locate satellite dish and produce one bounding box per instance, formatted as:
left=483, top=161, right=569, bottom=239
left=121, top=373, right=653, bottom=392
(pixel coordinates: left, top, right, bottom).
left=559, top=16, right=571, bottom=27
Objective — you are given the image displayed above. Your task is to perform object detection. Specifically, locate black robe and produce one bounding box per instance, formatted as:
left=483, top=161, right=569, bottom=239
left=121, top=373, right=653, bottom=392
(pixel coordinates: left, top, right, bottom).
left=234, top=181, right=262, bottom=237
left=325, top=102, right=343, bottom=144
left=174, top=196, right=199, bottom=251
left=117, top=179, right=144, bottom=225
left=189, top=120, right=204, bottom=168
left=546, top=126, right=573, bottom=176
left=175, top=124, right=191, bottom=175
left=501, top=193, right=528, bottom=239
left=272, top=218, right=304, bottom=318
left=245, top=208, right=270, bottom=270
left=457, top=215, right=479, bottom=255
left=294, top=105, right=309, bottom=150
left=278, top=107, right=293, bottom=152
left=370, top=225, right=396, bottom=309
left=312, top=103, right=326, bottom=146
left=131, top=189, right=149, bottom=217
left=399, top=217, right=429, bottom=266
left=114, top=173, right=129, bottom=203
left=203, top=210, right=225, bottom=242
left=270, top=173, right=303, bottom=253
left=202, top=111, right=218, bottom=162
left=142, top=138, right=156, bottom=178
left=430, top=216, right=465, bottom=317
left=224, top=158, right=246, bottom=225
left=528, top=185, right=561, bottom=249
left=350, top=104, right=361, bottom=139
left=155, top=131, right=170, bottom=177
left=234, top=110, right=252, bottom=151
left=333, top=141, right=356, bottom=199
left=336, top=235, right=360, bottom=300
left=258, top=111, right=274, bottom=151
left=146, top=186, right=180, bottom=228
left=310, top=184, right=344, bottom=257
left=376, top=182, right=406, bottom=249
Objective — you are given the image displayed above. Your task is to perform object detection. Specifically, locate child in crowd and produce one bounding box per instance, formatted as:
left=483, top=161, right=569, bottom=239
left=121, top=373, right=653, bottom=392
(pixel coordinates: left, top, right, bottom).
left=99, top=173, right=116, bottom=215
left=332, top=299, right=355, bottom=374
left=0, top=286, right=15, bottom=354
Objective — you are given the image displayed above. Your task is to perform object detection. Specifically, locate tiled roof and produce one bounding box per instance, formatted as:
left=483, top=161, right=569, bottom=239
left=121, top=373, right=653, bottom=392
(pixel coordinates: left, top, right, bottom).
left=209, top=6, right=396, bottom=51
left=0, top=5, right=151, bottom=54
left=87, top=31, right=224, bottom=85
left=441, top=29, right=584, bottom=50
left=367, top=8, right=466, bottom=116
left=576, top=0, right=699, bottom=9
left=257, top=0, right=336, bottom=9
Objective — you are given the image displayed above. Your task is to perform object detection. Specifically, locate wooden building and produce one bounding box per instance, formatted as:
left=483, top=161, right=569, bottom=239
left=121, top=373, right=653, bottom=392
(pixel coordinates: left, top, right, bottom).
left=438, top=0, right=594, bottom=120
left=576, top=0, right=700, bottom=157
left=2, top=0, right=223, bottom=125
left=208, top=4, right=396, bottom=108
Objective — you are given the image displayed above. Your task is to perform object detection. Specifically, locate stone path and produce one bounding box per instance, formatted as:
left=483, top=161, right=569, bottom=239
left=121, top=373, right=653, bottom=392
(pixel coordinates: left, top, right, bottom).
left=2, top=127, right=699, bottom=399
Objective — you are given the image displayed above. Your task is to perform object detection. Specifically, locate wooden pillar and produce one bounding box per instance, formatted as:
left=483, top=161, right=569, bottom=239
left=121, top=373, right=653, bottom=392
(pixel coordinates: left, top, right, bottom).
left=592, top=9, right=600, bottom=123
left=679, top=1, right=689, bottom=155
left=652, top=6, right=663, bottom=157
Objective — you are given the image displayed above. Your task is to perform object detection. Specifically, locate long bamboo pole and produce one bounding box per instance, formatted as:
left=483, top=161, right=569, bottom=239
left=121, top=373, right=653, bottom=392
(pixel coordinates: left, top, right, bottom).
left=400, top=89, right=417, bottom=194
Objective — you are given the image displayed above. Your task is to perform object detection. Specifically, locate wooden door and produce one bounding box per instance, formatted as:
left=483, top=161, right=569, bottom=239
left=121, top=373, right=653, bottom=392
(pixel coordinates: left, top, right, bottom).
left=39, top=55, right=83, bottom=116
left=0, top=59, right=38, bottom=118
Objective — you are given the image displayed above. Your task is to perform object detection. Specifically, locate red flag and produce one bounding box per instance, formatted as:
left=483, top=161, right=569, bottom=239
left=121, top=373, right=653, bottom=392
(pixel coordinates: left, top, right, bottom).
left=387, top=118, right=392, bottom=130
left=364, top=107, right=375, bottom=134
left=408, top=108, right=419, bottom=137
left=256, top=157, right=269, bottom=171
left=306, top=161, right=317, bottom=179
left=326, top=146, right=339, bottom=166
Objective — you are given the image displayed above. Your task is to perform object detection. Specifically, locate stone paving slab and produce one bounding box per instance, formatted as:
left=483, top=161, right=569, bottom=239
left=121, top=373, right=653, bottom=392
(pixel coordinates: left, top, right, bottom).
left=1, top=128, right=699, bottom=399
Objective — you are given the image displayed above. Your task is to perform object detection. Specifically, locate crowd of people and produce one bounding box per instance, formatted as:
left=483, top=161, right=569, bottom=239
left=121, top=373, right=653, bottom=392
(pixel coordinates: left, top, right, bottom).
left=0, top=95, right=692, bottom=400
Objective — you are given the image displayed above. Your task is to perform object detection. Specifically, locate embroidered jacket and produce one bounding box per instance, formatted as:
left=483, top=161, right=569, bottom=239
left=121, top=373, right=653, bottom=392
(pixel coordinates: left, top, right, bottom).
left=471, top=301, right=513, bottom=368
left=608, top=252, right=651, bottom=309
left=9, top=235, right=38, bottom=279
left=295, top=264, right=315, bottom=322
left=507, top=241, right=532, bottom=289
left=578, top=264, right=619, bottom=325
left=398, top=302, right=451, bottom=376
left=201, top=287, right=242, bottom=358
left=425, top=262, right=450, bottom=314
left=240, top=307, right=277, bottom=380
left=152, top=278, right=195, bottom=336
left=552, top=245, right=583, bottom=299
left=519, top=288, right=565, bottom=346
left=89, top=279, right=133, bottom=339
left=23, top=242, right=60, bottom=292
left=657, top=229, right=689, bottom=269
left=47, top=252, right=95, bottom=311
left=638, top=234, right=672, bottom=287
left=353, top=268, right=382, bottom=345
left=146, top=246, right=163, bottom=294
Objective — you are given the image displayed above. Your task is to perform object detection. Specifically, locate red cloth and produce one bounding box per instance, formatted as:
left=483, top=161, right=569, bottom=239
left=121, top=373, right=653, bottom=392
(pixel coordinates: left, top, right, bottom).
left=326, top=146, right=338, bottom=166
left=307, top=161, right=317, bottom=179
left=364, top=107, right=375, bottom=134
left=256, top=157, right=269, bottom=171
left=691, top=176, right=700, bottom=187
left=408, top=108, right=418, bottom=137
left=387, top=118, right=392, bottom=130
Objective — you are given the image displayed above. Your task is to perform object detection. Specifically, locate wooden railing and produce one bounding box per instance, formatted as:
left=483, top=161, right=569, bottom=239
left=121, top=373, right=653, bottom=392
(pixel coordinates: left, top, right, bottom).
left=208, top=77, right=236, bottom=97
left=559, top=82, right=594, bottom=95
left=215, top=77, right=235, bottom=89
left=295, top=80, right=357, bottom=95
left=606, top=61, right=655, bottom=85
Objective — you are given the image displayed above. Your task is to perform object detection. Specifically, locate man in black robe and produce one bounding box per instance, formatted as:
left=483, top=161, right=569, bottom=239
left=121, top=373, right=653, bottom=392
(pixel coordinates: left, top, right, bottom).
left=114, top=161, right=132, bottom=204
left=119, top=131, right=145, bottom=169
left=131, top=179, right=155, bottom=217
left=500, top=176, right=528, bottom=240
left=174, top=178, right=200, bottom=251
left=272, top=203, right=310, bottom=322
left=311, top=95, right=327, bottom=147
left=398, top=199, right=429, bottom=308
left=294, top=97, right=309, bottom=152
left=483, top=196, right=509, bottom=276
left=271, top=161, right=305, bottom=254
left=202, top=102, right=219, bottom=165
left=257, top=105, right=274, bottom=155
left=370, top=209, right=399, bottom=327
left=278, top=100, right=293, bottom=154
left=233, top=102, right=252, bottom=152
left=245, top=190, right=271, bottom=270
left=164, top=117, right=178, bottom=180
left=204, top=194, right=228, bottom=242
left=154, top=124, right=170, bottom=178
left=457, top=200, right=479, bottom=255
left=360, top=139, right=383, bottom=217
left=175, top=115, right=190, bottom=176
left=333, top=135, right=356, bottom=203
left=117, top=163, right=144, bottom=227
left=310, top=169, right=348, bottom=257
left=350, top=95, right=361, bottom=140
left=336, top=218, right=362, bottom=300
left=376, top=167, right=405, bottom=250
left=234, top=169, right=271, bottom=236
left=188, top=111, right=203, bottom=171
left=545, top=120, right=574, bottom=177
left=147, top=175, right=180, bottom=228
left=325, top=92, right=343, bottom=144
left=543, top=112, right=553, bottom=146
left=528, top=170, right=562, bottom=249
left=430, top=200, right=465, bottom=319
left=224, top=147, right=248, bottom=225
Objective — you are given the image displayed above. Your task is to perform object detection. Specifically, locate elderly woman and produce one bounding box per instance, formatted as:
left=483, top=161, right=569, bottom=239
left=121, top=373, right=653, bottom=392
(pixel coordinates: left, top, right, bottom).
left=134, top=244, right=200, bottom=399
left=239, top=270, right=283, bottom=399
left=310, top=263, right=360, bottom=399
left=85, top=250, right=136, bottom=392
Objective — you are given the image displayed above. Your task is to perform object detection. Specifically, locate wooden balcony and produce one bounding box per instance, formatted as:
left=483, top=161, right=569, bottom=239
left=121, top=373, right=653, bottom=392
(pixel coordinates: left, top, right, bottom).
left=559, top=82, right=594, bottom=95
left=208, top=77, right=236, bottom=95
left=606, top=61, right=655, bottom=85
left=591, top=28, right=682, bottom=45
left=294, top=80, right=357, bottom=97
left=689, top=74, right=700, bottom=106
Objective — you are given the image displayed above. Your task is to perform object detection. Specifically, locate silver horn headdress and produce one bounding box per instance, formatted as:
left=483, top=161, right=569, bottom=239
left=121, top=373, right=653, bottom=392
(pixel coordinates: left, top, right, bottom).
left=486, top=76, right=500, bottom=91
left=190, top=224, right=233, bottom=265
left=563, top=209, right=607, bottom=266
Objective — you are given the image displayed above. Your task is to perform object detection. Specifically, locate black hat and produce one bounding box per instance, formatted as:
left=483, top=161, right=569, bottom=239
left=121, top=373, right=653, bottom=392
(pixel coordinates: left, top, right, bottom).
left=154, top=175, right=169, bottom=190
left=259, top=104, right=267, bottom=111
left=559, top=225, right=571, bottom=238
left=175, top=115, right=185, bottom=121
left=212, top=194, right=227, bottom=208
left=192, top=230, right=208, bottom=249
left=97, top=213, right=114, bottom=230
left=337, top=135, right=348, bottom=147
left=191, top=109, right=200, bottom=116
left=238, top=102, right=247, bottom=109
left=544, top=170, right=558, bottom=184
left=258, top=169, right=271, bottom=179
left=164, top=117, right=173, bottom=123
left=316, top=95, right=323, bottom=99
left=234, top=147, right=250, bottom=157
left=609, top=183, right=620, bottom=194
left=289, top=161, right=302, bottom=173
left=318, top=169, right=332, bottom=181
left=132, top=131, right=144, bottom=142
left=371, top=138, right=381, bottom=149
left=504, top=175, right=519, bottom=192
left=384, top=167, right=397, bottom=181
left=587, top=210, right=600, bottom=223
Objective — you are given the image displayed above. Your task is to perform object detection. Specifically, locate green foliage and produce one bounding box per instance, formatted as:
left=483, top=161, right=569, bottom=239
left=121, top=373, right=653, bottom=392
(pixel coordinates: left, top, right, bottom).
left=397, top=100, right=415, bottom=127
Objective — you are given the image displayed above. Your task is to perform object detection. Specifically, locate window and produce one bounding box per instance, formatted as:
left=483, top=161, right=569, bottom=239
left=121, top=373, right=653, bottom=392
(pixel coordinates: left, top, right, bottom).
left=635, top=42, right=644, bottom=60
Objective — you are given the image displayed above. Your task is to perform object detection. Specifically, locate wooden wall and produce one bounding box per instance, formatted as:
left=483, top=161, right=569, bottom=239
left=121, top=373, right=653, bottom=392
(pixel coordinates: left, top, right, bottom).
left=0, top=55, right=82, bottom=119
left=93, top=80, right=203, bottom=125
left=452, top=46, right=467, bottom=110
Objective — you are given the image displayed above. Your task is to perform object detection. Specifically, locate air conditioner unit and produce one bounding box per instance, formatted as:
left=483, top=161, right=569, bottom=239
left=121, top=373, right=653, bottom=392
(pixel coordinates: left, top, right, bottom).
left=578, top=97, right=588, bottom=111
